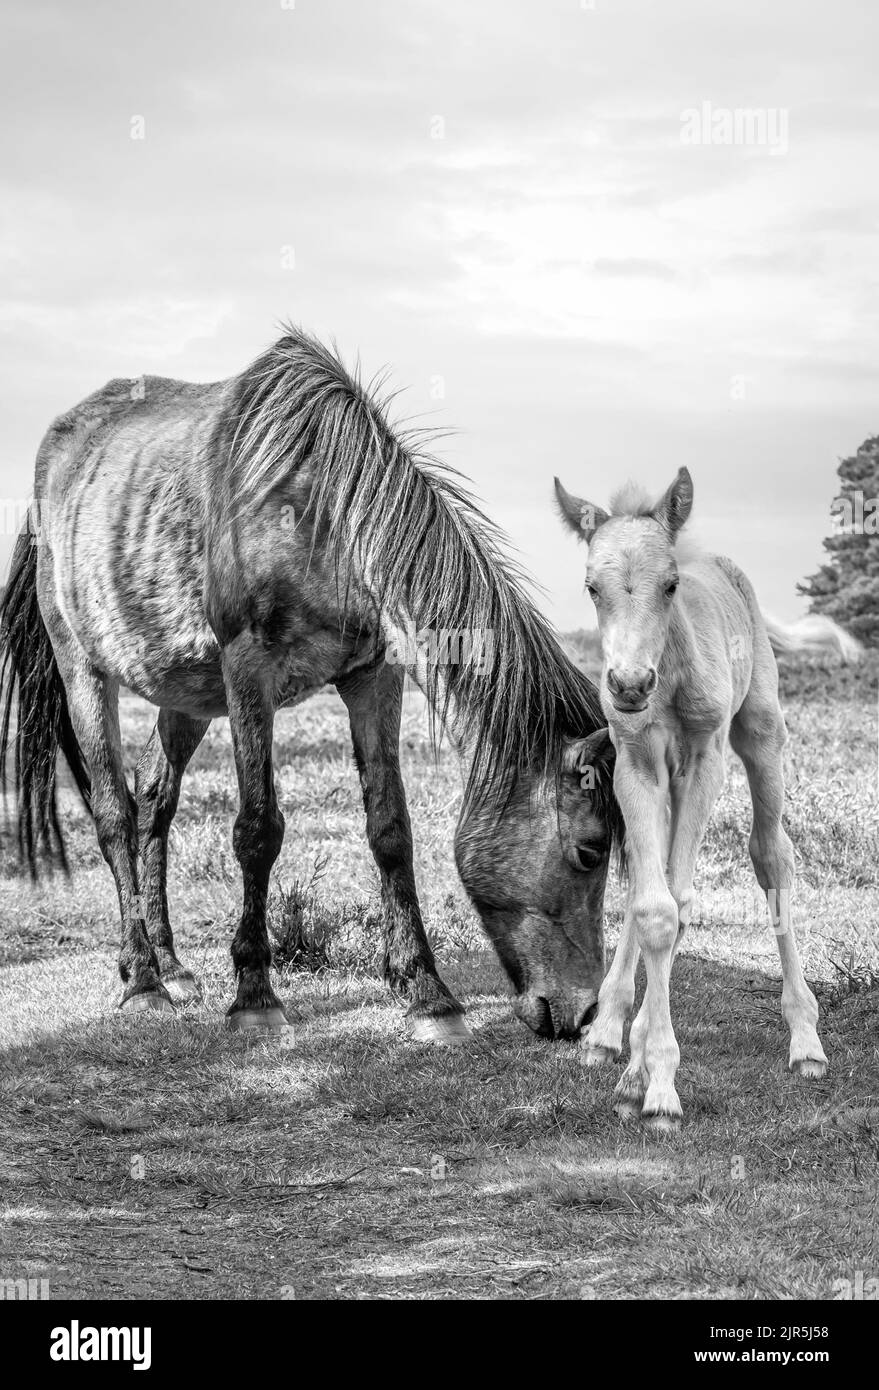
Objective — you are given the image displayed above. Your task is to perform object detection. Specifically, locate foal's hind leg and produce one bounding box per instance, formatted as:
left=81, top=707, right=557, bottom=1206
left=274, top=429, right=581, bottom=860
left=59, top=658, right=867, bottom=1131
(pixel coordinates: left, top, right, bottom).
left=222, top=637, right=288, bottom=1031
left=135, top=708, right=210, bottom=1002
left=730, top=692, right=827, bottom=1077
left=337, top=663, right=470, bottom=1044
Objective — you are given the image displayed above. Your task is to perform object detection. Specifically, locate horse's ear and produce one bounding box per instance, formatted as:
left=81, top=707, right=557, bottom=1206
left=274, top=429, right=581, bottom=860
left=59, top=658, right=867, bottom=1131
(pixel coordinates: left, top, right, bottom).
left=562, top=727, right=615, bottom=785
left=652, top=466, right=693, bottom=536
left=554, top=478, right=609, bottom=542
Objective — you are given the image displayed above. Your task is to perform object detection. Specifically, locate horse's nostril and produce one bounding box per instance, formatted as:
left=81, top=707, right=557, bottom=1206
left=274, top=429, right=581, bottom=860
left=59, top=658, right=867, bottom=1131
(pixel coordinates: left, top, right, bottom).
left=534, top=997, right=555, bottom=1037
left=581, top=1001, right=598, bottom=1029
left=607, top=668, right=621, bottom=695
left=644, top=668, right=658, bottom=694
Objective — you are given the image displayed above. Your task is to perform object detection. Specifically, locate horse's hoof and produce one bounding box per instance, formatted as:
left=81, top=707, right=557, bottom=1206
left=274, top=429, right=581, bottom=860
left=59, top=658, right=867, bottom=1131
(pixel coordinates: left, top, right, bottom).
left=791, top=1057, right=827, bottom=1080
left=642, top=1111, right=682, bottom=1136
left=120, top=992, right=176, bottom=1016
left=227, top=1007, right=291, bottom=1032
left=163, top=973, right=202, bottom=1004
left=614, top=1098, right=642, bottom=1121
left=582, top=1043, right=619, bottom=1068
left=407, top=1014, right=472, bottom=1045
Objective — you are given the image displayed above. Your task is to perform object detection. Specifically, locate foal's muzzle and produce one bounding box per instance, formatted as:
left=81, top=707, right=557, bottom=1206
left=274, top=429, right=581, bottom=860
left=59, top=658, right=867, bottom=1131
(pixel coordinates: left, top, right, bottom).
left=607, top=664, right=657, bottom=712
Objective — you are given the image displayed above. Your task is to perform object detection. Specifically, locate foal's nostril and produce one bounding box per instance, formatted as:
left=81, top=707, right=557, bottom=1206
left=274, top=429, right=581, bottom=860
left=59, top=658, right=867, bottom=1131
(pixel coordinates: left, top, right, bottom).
left=643, top=667, right=658, bottom=695
left=607, top=667, right=621, bottom=695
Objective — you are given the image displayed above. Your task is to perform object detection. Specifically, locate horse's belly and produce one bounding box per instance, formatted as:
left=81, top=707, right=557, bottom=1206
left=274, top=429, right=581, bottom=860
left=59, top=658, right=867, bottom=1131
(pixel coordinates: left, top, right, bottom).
left=49, top=465, right=224, bottom=711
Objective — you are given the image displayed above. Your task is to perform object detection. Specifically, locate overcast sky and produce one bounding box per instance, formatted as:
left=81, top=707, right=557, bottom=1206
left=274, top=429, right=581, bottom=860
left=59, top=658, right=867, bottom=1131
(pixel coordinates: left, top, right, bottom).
left=2, top=0, right=877, bottom=629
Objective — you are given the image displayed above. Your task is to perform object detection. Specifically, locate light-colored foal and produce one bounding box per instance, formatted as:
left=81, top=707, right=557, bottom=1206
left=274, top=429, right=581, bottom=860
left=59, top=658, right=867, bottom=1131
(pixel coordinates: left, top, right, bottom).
left=555, top=467, right=844, bottom=1129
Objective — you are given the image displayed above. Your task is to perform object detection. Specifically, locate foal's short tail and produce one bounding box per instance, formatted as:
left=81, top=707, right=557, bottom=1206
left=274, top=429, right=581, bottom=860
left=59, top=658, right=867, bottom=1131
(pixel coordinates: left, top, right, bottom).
left=0, top=519, right=92, bottom=872
left=763, top=612, right=862, bottom=664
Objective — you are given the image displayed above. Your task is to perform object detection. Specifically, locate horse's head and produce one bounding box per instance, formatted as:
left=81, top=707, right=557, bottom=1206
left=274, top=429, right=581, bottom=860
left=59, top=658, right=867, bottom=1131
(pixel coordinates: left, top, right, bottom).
left=454, top=728, right=618, bottom=1039
left=554, top=468, right=693, bottom=718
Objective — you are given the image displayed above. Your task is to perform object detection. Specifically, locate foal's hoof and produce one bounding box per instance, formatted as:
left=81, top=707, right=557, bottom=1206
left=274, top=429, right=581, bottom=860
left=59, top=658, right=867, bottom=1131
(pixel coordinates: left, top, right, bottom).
left=791, top=1057, right=827, bottom=1080
left=582, top=1043, right=619, bottom=1068
left=227, top=1007, right=291, bottom=1033
left=642, top=1111, right=682, bottom=1136
left=120, top=992, right=176, bottom=1016
left=163, top=972, right=202, bottom=1004
left=407, top=1014, right=472, bottom=1046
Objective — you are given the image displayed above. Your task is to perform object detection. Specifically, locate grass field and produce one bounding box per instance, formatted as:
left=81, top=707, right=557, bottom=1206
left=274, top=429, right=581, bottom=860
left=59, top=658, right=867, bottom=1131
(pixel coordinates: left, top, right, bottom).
left=0, top=663, right=877, bottom=1300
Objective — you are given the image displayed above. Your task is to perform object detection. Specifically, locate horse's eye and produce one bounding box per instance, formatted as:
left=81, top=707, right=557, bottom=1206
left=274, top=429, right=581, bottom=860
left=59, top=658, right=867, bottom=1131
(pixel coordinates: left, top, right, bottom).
left=586, top=584, right=599, bottom=603
left=576, top=845, right=604, bottom=871
left=665, top=579, right=679, bottom=598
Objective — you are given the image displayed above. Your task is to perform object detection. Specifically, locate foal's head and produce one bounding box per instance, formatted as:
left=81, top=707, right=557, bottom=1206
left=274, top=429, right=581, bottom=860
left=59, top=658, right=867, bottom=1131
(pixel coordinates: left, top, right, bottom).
left=555, top=467, right=694, bottom=716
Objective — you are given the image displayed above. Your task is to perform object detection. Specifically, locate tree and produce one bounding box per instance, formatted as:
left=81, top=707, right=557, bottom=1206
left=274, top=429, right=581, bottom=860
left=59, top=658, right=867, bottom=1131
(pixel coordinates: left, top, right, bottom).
left=798, top=437, right=879, bottom=649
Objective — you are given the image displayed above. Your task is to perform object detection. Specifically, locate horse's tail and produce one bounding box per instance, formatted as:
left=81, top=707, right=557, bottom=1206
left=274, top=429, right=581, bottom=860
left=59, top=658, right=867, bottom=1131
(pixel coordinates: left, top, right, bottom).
left=0, top=518, right=92, bottom=873
left=763, top=611, right=862, bottom=664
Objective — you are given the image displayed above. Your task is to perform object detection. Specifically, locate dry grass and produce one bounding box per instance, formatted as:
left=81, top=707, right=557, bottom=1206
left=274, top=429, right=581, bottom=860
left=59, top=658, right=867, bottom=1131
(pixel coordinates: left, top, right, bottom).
left=0, top=675, right=877, bottom=1300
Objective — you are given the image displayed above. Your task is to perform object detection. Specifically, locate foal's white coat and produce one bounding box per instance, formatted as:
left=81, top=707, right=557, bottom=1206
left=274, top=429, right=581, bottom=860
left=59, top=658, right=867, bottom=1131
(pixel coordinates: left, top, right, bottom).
left=555, top=468, right=846, bottom=1128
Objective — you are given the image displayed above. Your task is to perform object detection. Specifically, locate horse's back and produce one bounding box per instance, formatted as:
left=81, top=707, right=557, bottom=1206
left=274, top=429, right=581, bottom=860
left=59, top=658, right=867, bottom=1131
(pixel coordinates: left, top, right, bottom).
left=32, top=375, right=236, bottom=713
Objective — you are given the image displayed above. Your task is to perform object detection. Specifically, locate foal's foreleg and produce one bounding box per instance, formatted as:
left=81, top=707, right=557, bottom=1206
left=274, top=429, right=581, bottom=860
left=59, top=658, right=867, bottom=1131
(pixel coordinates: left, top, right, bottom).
left=223, top=639, right=287, bottom=1030
left=582, top=909, right=639, bottom=1066
left=611, top=744, right=681, bottom=1129
left=135, top=708, right=210, bottom=1001
left=617, top=741, right=726, bottom=1117
left=731, top=706, right=827, bottom=1077
left=337, top=663, right=469, bottom=1043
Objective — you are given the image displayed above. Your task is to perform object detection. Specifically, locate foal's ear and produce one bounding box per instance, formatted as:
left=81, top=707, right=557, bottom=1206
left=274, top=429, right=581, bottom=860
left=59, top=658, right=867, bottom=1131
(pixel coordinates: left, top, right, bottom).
left=562, top=727, right=615, bottom=786
left=652, top=466, right=693, bottom=536
left=554, top=478, right=609, bottom=542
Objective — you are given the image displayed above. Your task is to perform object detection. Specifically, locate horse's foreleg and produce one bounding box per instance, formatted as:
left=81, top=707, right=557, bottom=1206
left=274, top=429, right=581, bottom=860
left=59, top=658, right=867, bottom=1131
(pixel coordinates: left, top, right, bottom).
left=57, top=648, right=170, bottom=1012
left=223, top=639, right=288, bottom=1030
left=135, top=708, right=210, bottom=1002
left=731, top=698, right=827, bottom=1077
left=337, top=663, right=470, bottom=1044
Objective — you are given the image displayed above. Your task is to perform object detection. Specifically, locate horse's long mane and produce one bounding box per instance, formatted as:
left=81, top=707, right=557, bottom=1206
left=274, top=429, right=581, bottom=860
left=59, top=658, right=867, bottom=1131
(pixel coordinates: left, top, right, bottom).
left=224, top=325, right=622, bottom=845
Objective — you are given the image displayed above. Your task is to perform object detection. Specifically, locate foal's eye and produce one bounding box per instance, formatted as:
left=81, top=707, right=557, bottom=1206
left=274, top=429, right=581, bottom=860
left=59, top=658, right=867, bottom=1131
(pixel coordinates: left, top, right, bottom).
left=586, top=584, right=599, bottom=603
left=665, top=579, right=679, bottom=598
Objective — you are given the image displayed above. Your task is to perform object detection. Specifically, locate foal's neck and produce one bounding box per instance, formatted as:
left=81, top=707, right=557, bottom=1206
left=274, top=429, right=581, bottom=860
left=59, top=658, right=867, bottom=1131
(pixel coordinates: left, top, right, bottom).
left=658, top=588, right=700, bottom=689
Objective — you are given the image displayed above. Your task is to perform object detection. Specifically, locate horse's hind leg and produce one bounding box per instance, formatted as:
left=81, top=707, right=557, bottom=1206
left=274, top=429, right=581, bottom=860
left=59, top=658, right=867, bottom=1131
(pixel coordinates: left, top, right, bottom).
left=222, top=638, right=288, bottom=1031
left=51, top=643, right=172, bottom=1013
left=337, top=663, right=470, bottom=1044
left=730, top=684, right=827, bottom=1078
left=135, top=708, right=210, bottom=1002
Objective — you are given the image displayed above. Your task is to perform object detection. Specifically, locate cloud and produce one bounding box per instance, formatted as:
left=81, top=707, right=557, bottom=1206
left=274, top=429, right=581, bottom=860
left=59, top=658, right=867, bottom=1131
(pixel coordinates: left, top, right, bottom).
left=593, top=258, right=678, bottom=281
left=1, top=0, right=877, bottom=624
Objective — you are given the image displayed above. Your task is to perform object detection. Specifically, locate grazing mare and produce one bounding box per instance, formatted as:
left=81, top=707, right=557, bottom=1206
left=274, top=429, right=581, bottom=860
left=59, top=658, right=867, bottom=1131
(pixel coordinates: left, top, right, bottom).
left=0, top=327, right=623, bottom=1042
left=555, top=467, right=857, bottom=1127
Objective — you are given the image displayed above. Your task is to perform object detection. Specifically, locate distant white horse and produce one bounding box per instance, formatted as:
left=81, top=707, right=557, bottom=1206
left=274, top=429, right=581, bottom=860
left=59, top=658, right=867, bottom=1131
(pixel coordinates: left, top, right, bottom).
left=555, top=467, right=860, bottom=1130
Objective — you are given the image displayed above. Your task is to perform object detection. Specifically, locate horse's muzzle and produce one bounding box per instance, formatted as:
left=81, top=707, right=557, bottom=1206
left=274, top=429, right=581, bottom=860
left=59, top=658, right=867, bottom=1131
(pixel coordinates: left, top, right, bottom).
left=514, top=991, right=599, bottom=1040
